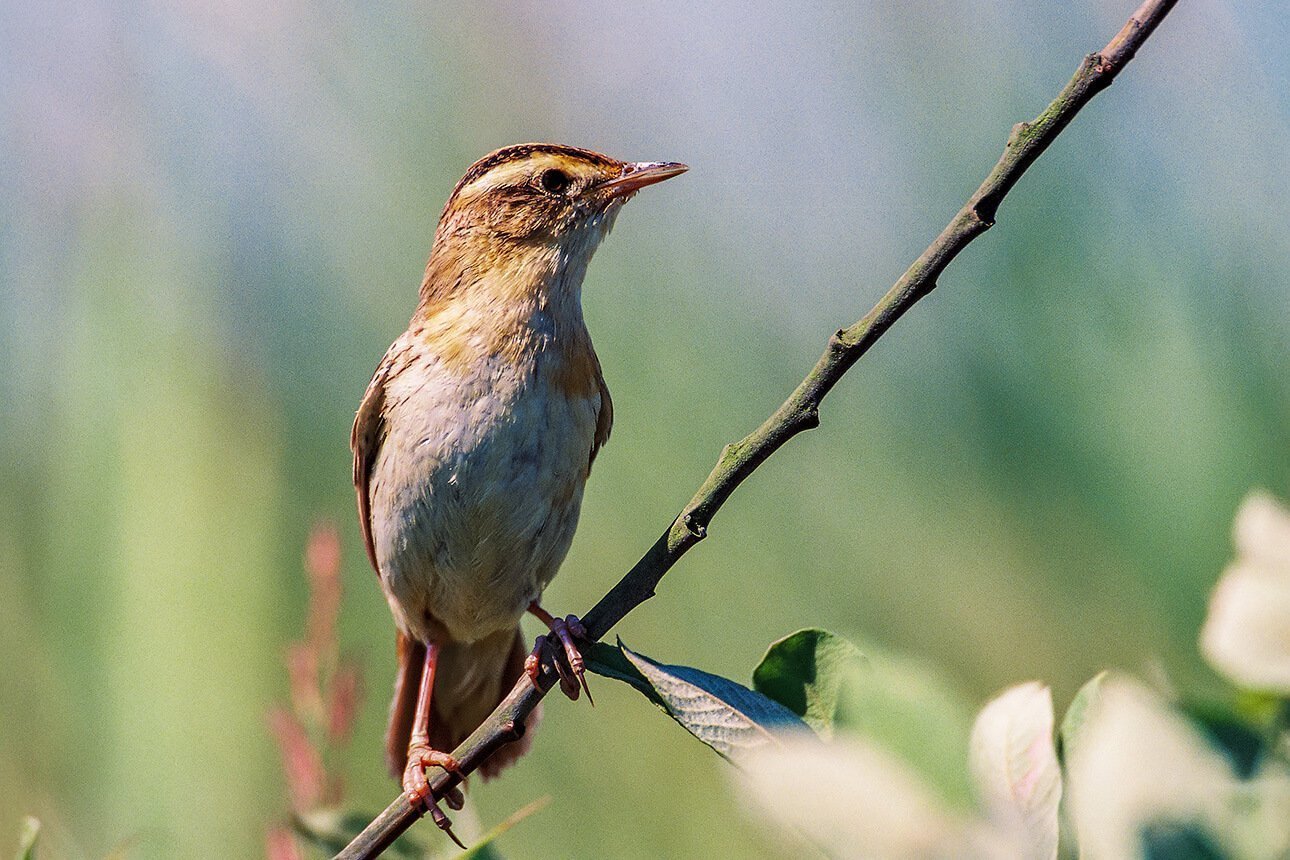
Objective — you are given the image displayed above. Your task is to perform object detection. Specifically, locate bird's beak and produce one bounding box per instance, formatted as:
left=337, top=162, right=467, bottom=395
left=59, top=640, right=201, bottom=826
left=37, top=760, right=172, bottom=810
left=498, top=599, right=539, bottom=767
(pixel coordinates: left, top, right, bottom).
left=598, top=161, right=688, bottom=199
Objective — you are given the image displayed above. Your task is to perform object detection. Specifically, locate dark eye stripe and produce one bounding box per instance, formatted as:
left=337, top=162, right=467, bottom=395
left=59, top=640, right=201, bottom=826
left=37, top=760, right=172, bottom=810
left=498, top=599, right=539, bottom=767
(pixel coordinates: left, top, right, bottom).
left=451, top=143, right=618, bottom=197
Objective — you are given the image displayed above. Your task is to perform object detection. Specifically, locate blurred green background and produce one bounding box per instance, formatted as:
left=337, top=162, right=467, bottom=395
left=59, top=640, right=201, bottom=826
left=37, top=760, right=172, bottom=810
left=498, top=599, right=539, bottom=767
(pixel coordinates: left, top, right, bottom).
left=2, top=0, right=1287, bottom=856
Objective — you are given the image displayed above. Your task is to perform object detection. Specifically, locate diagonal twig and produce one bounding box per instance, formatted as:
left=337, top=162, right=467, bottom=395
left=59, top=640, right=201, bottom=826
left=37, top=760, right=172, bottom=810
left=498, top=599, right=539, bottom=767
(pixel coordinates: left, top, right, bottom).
left=335, top=2, right=1179, bottom=856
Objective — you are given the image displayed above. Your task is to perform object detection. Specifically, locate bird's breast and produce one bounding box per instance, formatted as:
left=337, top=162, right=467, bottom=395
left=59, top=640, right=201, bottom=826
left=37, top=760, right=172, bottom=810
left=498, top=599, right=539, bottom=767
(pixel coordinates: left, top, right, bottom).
left=370, top=323, right=603, bottom=644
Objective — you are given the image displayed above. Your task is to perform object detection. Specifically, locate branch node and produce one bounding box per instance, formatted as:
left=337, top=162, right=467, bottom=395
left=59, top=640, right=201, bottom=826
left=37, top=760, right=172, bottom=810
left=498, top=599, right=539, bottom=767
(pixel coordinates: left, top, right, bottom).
left=798, top=407, right=821, bottom=431
left=681, top=512, right=707, bottom=540
left=1075, top=52, right=1105, bottom=79
left=828, top=328, right=853, bottom=355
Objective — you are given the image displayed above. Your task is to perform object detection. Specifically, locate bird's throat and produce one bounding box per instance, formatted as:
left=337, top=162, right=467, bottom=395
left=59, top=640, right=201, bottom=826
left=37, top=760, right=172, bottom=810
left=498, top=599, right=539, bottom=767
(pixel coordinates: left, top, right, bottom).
left=411, top=229, right=604, bottom=386
left=419, top=222, right=606, bottom=315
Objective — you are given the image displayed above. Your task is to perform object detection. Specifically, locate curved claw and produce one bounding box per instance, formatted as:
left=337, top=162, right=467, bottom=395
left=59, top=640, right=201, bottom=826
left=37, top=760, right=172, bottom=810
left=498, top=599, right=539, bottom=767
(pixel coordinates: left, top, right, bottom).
left=553, top=645, right=581, bottom=701
left=525, top=608, right=593, bottom=704
left=559, top=615, right=593, bottom=705
left=526, top=637, right=580, bottom=699
left=402, top=744, right=465, bottom=844
left=427, top=802, right=466, bottom=850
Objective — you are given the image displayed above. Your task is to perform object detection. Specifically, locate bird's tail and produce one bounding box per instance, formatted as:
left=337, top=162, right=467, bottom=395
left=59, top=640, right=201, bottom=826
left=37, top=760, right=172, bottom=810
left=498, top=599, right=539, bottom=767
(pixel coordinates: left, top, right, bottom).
left=386, top=626, right=540, bottom=783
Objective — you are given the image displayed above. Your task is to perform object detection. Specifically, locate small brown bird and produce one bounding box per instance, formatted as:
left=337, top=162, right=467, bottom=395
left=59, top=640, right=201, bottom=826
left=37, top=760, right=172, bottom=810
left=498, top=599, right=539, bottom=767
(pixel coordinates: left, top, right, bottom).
left=351, top=143, right=685, bottom=833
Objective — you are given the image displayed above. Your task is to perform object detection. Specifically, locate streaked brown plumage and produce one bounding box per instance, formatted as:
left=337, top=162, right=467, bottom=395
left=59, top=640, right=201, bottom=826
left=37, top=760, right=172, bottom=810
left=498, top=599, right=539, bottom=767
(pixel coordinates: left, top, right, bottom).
left=351, top=143, right=685, bottom=832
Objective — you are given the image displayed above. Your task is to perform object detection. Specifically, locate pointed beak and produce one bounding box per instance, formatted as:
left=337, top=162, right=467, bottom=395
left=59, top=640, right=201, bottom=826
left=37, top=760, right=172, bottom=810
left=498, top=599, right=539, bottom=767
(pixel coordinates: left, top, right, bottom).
left=598, top=161, right=688, bottom=199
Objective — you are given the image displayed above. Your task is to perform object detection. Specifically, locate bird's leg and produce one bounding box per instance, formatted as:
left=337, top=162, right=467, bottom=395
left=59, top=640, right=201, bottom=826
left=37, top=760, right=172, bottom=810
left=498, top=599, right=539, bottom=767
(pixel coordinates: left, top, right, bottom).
left=524, top=602, right=593, bottom=704
left=402, top=641, right=466, bottom=847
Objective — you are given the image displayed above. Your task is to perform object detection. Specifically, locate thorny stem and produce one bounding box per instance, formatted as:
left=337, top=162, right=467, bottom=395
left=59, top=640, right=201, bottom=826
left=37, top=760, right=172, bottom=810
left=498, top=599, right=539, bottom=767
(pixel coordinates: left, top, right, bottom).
left=336, top=2, right=1179, bottom=856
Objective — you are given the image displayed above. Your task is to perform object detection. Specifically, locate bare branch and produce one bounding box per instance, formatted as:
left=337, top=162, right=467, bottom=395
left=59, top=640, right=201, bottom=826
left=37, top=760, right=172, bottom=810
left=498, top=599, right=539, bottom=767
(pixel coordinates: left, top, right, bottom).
left=335, top=2, right=1179, bottom=856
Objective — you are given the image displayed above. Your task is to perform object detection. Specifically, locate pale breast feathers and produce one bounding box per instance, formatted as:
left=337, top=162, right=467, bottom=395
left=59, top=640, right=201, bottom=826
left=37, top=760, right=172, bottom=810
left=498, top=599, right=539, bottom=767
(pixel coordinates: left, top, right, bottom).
left=350, top=335, right=611, bottom=580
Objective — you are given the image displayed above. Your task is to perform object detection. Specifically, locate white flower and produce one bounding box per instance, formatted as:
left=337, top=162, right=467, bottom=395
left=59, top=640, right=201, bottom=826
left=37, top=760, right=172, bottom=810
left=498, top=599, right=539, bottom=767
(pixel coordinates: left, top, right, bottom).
left=1201, top=492, right=1290, bottom=693
left=736, top=734, right=963, bottom=859
left=734, top=683, right=1060, bottom=859
left=1066, top=677, right=1235, bottom=859
left=1066, top=675, right=1290, bottom=860
left=969, top=682, right=1061, bottom=859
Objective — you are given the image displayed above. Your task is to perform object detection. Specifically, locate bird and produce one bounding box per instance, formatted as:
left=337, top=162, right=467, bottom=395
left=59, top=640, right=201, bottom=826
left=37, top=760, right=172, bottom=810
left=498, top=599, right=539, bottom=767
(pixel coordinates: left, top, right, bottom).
left=351, top=143, right=686, bottom=838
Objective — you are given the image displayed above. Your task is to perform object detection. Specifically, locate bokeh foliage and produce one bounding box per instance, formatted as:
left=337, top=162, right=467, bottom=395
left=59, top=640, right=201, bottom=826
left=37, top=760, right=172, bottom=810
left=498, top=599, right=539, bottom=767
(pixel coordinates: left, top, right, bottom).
left=2, top=1, right=1288, bottom=857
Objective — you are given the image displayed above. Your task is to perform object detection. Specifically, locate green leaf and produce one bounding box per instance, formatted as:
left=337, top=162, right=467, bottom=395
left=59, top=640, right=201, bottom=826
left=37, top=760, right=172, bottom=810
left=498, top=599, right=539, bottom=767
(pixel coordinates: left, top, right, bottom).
left=752, top=628, right=869, bottom=738
left=1231, top=689, right=1284, bottom=727
left=754, top=629, right=975, bottom=808
left=15, top=817, right=39, bottom=860
left=456, top=797, right=550, bottom=860
left=1058, top=671, right=1107, bottom=765
left=583, top=641, right=665, bottom=706
left=1139, top=821, right=1228, bottom=860
left=587, top=638, right=812, bottom=762
left=1181, top=700, right=1266, bottom=779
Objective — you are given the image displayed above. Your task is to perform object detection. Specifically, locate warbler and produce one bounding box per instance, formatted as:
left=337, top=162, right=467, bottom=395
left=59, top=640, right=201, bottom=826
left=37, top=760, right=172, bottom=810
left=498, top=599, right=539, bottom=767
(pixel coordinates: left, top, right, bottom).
left=351, top=143, right=685, bottom=830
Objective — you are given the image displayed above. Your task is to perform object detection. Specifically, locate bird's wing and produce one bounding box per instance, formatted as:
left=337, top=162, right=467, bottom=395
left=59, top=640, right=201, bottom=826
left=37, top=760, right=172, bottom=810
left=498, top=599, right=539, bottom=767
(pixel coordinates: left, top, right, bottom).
left=590, top=373, right=613, bottom=470
left=351, top=340, right=404, bottom=575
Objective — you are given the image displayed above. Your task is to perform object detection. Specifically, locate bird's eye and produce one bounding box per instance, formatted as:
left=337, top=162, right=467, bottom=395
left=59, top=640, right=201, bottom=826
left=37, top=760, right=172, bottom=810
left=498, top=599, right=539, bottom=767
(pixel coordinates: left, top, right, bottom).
left=538, top=168, right=571, bottom=195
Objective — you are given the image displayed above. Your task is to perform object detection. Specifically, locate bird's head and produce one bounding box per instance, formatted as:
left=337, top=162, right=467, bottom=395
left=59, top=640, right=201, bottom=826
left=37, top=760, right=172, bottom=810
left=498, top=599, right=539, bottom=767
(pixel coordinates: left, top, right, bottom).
left=419, top=144, right=685, bottom=317
left=435, top=143, right=687, bottom=246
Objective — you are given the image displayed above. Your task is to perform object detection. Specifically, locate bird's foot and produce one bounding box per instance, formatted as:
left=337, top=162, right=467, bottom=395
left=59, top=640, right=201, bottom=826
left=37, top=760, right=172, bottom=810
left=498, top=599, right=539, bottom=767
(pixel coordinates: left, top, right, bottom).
left=402, top=744, right=466, bottom=847
left=525, top=607, right=592, bottom=704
